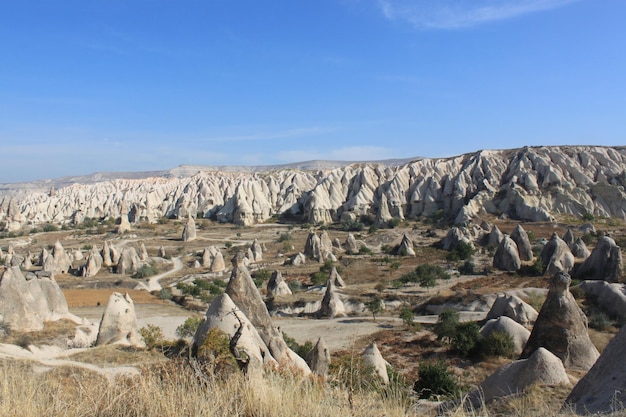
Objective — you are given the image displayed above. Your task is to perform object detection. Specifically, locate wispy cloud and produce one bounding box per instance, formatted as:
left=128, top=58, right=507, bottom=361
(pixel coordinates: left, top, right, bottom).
left=377, top=0, right=580, bottom=29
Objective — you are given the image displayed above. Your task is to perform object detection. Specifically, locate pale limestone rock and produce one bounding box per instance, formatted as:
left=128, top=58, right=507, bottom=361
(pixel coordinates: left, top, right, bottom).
left=210, top=250, right=226, bottom=272
left=328, top=266, right=346, bottom=288
left=251, top=239, right=263, bottom=262
left=102, top=241, right=113, bottom=267
left=317, top=279, right=346, bottom=319
left=487, top=294, right=538, bottom=327
left=575, top=236, right=623, bottom=282
left=182, top=216, right=197, bottom=242
left=471, top=348, right=569, bottom=404
left=82, top=247, right=103, bottom=277
left=510, top=224, right=533, bottom=261
left=139, top=242, right=149, bottom=262
left=565, top=324, right=626, bottom=414
left=306, top=337, right=331, bottom=378
left=292, top=252, right=306, bottom=266
left=487, top=225, right=504, bottom=247
left=396, top=233, right=416, bottom=256
left=96, top=292, right=145, bottom=348
left=158, top=246, right=166, bottom=258
left=267, top=270, right=291, bottom=297
left=541, top=233, right=575, bottom=275
left=193, top=293, right=274, bottom=373
left=563, top=229, right=575, bottom=246
left=493, top=236, right=521, bottom=272
left=521, top=272, right=599, bottom=370
left=345, top=233, right=359, bottom=253
left=226, top=253, right=310, bottom=374
left=52, top=240, right=72, bottom=274
left=362, top=342, right=389, bottom=384
left=579, top=280, right=626, bottom=320
left=116, top=247, right=141, bottom=275
left=480, top=316, right=530, bottom=355
left=570, top=237, right=590, bottom=259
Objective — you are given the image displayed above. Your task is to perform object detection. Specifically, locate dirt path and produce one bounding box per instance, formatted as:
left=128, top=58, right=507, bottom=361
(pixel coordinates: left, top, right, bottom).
left=134, top=257, right=183, bottom=292
left=0, top=344, right=139, bottom=380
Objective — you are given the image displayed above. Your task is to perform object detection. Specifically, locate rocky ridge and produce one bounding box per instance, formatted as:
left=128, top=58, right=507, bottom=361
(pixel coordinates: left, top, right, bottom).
left=0, top=146, right=624, bottom=231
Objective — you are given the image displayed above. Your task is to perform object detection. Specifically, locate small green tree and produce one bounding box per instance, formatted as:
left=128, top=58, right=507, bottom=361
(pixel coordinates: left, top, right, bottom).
left=365, top=296, right=384, bottom=322
left=451, top=321, right=481, bottom=357
left=414, top=361, right=459, bottom=399
left=434, top=310, right=459, bottom=344
left=176, top=316, right=203, bottom=339
left=140, top=324, right=165, bottom=349
left=399, top=307, right=415, bottom=328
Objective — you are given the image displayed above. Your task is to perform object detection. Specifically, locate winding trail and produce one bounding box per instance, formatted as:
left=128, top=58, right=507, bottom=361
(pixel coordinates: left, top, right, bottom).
left=134, top=257, right=183, bottom=292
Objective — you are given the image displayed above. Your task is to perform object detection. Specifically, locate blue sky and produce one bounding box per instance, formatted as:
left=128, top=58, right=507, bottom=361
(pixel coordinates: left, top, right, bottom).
left=1, top=0, right=624, bottom=182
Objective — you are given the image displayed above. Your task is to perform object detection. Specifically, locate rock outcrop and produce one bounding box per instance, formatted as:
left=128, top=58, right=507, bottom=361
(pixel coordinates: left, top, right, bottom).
left=487, top=294, right=538, bottom=327
left=225, top=252, right=310, bottom=374
left=181, top=216, right=196, bottom=242
left=510, top=224, right=533, bottom=261
left=541, top=233, right=575, bottom=275
left=95, top=292, right=145, bottom=348
left=250, top=239, right=263, bottom=262
left=2, top=146, right=626, bottom=231
left=116, top=247, right=142, bottom=275
left=317, top=279, right=346, bottom=319
left=52, top=240, right=72, bottom=275
left=493, top=235, right=521, bottom=272
left=0, top=266, right=77, bottom=332
left=487, top=225, right=504, bottom=247
left=193, top=293, right=275, bottom=373
left=266, top=270, right=292, bottom=297
left=328, top=266, right=346, bottom=288
left=520, top=272, right=599, bottom=370
left=579, top=280, right=626, bottom=320
left=362, top=342, right=389, bottom=384
left=306, top=337, right=331, bottom=378
left=470, top=348, right=569, bottom=404
left=480, top=316, right=531, bottom=355
left=345, top=233, right=359, bottom=253
left=574, top=236, right=623, bottom=282
left=82, top=247, right=103, bottom=277
left=396, top=233, right=416, bottom=256
left=565, top=324, right=626, bottom=414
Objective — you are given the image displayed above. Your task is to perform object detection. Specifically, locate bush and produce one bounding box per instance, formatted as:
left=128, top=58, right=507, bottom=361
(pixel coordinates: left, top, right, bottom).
left=434, top=310, right=459, bottom=343
left=176, top=317, right=203, bottom=339
left=133, top=264, right=158, bottom=278
left=399, top=307, right=415, bottom=328
left=581, top=232, right=595, bottom=245
left=458, top=259, right=476, bottom=275
left=358, top=246, right=373, bottom=255
left=414, top=361, right=459, bottom=399
left=519, top=258, right=544, bottom=277
left=158, top=288, right=173, bottom=300
left=478, top=331, right=515, bottom=358
left=140, top=324, right=166, bottom=349
left=589, top=311, right=611, bottom=331
left=252, top=269, right=271, bottom=288
left=341, top=220, right=364, bottom=232
left=278, top=232, right=292, bottom=242
left=283, top=333, right=314, bottom=359
left=365, top=296, right=384, bottom=321
left=288, top=280, right=302, bottom=292
left=310, top=271, right=327, bottom=285
left=446, top=241, right=475, bottom=261
left=42, top=223, right=58, bottom=232
left=451, top=322, right=481, bottom=357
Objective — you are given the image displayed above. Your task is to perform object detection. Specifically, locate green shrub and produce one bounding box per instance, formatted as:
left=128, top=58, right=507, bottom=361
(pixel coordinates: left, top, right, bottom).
left=358, top=246, right=373, bottom=255
left=414, top=361, right=459, bottom=399
left=176, top=316, right=203, bottom=339
left=140, top=324, right=166, bottom=349
left=283, top=333, right=314, bottom=359
left=478, top=331, right=515, bottom=358
left=451, top=322, right=481, bottom=357
left=434, top=310, right=459, bottom=343
left=42, top=223, right=58, bottom=232
left=158, top=288, right=173, bottom=300
left=278, top=232, right=292, bottom=242
left=365, top=296, right=384, bottom=321
left=519, top=258, right=543, bottom=277
left=589, top=311, right=611, bottom=331
left=341, top=220, right=364, bottom=232
left=399, top=307, right=415, bottom=328
left=458, top=259, right=476, bottom=275
left=446, top=241, right=475, bottom=261
left=581, top=232, right=595, bottom=245
left=311, top=271, right=327, bottom=285
left=133, top=264, right=158, bottom=278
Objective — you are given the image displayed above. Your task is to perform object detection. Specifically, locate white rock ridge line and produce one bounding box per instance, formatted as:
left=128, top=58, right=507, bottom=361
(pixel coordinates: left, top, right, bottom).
left=1, top=146, right=625, bottom=231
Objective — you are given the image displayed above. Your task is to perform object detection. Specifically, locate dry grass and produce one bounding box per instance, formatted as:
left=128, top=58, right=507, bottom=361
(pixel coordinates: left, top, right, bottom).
left=0, top=359, right=412, bottom=417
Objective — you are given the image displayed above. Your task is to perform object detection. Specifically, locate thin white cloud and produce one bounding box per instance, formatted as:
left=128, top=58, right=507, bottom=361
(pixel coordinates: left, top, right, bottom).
left=377, top=0, right=580, bottom=29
